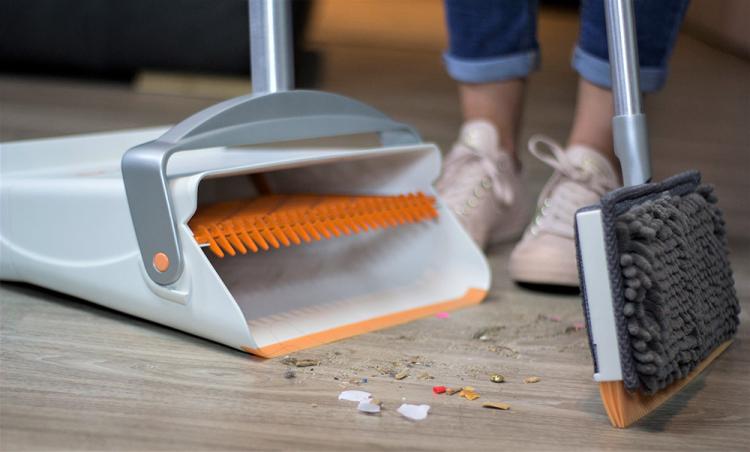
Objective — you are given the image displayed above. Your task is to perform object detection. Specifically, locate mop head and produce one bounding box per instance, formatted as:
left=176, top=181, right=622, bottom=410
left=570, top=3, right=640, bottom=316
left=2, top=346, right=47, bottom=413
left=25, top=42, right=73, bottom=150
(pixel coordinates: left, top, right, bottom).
left=578, top=171, right=740, bottom=425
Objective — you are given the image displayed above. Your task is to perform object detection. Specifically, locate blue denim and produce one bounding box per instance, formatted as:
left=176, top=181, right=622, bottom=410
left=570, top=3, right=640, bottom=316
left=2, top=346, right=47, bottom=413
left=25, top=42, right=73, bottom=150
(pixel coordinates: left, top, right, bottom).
left=444, top=0, right=690, bottom=92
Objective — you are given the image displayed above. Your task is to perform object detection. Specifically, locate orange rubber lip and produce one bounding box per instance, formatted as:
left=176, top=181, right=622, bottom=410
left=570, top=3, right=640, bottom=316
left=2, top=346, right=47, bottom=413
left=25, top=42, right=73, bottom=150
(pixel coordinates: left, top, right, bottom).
left=242, top=288, right=486, bottom=358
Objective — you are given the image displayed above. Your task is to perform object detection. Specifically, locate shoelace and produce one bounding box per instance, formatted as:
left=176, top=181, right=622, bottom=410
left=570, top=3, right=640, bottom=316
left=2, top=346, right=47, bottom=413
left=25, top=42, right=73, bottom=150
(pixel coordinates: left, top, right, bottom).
left=527, top=135, right=615, bottom=238
left=441, top=140, right=515, bottom=215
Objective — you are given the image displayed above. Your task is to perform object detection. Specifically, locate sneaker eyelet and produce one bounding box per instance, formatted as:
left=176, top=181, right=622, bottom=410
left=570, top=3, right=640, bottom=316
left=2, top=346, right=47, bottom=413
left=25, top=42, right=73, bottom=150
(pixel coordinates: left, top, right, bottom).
left=467, top=198, right=478, bottom=208
left=481, top=178, right=492, bottom=189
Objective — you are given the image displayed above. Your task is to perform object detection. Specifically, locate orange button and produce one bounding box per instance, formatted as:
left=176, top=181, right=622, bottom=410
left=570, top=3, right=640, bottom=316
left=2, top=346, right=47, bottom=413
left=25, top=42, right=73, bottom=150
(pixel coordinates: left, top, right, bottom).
left=153, top=252, right=170, bottom=272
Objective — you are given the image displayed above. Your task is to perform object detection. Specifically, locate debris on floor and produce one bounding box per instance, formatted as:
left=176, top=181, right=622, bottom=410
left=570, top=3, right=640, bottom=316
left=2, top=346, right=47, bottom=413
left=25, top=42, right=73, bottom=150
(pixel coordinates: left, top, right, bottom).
left=417, top=372, right=434, bottom=380
left=280, top=356, right=320, bottom=367
left=432, top=385, right=446, bottom=394
left=357, top=399, right=382, bottom=414
left=490, top=374, right=505, bottom=383
left=482, top=402, right=511, bottom=411
left=397, top=403, right=430, bottom=421
left=294, top=359, right=320, bottom=367
left=523, top=376, right=541, bottom=384
left=435, top=311, right=450, bottom=319
left=487, top=345, right=520, bottom=358
left=407, top=355, right=430, bottom=366
left=565, top=321, right=586, bottom=333
left=459, top=386, right=480, bottom=401
left=338, top=390, right=372, bottom=402
left=445, top=387, right=462, bottom=395
left=394, top=371, right=409, bottom=380
left=283, top=370, right=296, bottom=379
left=537, top=314, right=561, bottom=322
left=472, top=326, right=505, bottom=340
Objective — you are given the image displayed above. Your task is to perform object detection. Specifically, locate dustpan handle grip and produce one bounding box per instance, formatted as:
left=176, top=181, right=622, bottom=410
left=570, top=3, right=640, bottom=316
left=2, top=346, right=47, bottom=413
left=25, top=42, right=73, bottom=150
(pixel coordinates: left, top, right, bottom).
left=250, top=0, right=294, bottom=93
left=605, top=0, right=651, bottom=186
left=122, top=90, right=421, bottom=286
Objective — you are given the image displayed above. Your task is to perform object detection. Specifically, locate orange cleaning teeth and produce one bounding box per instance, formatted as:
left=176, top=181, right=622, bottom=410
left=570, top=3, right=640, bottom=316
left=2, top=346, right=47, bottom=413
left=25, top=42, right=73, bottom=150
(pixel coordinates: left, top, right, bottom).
left=189, top=193, right=438, bottom=258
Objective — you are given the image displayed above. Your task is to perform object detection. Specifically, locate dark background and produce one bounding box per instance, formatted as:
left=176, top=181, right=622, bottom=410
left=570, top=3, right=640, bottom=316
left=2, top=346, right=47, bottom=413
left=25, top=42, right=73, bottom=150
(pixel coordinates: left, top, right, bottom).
left=0, top=0, right=577, bottom=85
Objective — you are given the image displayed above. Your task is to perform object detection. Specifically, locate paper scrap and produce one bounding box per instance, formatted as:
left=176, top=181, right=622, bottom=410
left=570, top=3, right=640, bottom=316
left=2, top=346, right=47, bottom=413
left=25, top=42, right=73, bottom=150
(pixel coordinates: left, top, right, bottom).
left=338, top=390, right=372, bottom=402
left=435, top=312, right=450, bottom=319
left=358, top=400, right=382, bottom=414
left=394, top=371, right=409, bottom=380
left=459, top=387, right=480, bottom=401
left=397, top=403, right=430, bottom=421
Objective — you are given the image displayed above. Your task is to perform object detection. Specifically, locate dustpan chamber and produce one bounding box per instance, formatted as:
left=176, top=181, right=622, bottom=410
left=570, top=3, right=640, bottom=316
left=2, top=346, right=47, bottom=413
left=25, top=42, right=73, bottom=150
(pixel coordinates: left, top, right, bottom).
left=183, top=144, right=489, bottom=356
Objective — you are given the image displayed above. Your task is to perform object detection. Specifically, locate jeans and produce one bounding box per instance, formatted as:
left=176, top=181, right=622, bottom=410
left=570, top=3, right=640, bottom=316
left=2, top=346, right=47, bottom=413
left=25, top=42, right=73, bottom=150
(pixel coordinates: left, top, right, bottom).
left=444, top=0, right=690, bottom=92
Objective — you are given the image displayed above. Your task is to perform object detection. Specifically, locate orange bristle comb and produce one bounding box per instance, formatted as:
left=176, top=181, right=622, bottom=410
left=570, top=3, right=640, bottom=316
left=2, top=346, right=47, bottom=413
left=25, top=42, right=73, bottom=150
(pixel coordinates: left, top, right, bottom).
left=189, top=193, right=438, bottom=257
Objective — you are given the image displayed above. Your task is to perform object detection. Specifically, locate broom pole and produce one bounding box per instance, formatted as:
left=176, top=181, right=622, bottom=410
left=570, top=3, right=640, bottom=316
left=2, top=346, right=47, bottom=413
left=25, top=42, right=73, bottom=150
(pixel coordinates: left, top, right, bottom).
left=249, top=0, right=295, bottom=93
left=605, top=0, right=651, bottom=187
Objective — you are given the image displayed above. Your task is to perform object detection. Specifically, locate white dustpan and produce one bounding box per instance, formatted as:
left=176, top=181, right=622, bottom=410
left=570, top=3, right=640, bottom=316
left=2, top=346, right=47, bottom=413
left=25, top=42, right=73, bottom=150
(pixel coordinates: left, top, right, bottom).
left=0, top=1, right=489, bottom=357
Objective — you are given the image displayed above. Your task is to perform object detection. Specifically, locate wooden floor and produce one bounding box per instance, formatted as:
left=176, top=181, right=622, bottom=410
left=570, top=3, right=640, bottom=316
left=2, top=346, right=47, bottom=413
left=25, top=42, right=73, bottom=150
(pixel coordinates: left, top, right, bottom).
left=1, top=7, right=749, bottom=451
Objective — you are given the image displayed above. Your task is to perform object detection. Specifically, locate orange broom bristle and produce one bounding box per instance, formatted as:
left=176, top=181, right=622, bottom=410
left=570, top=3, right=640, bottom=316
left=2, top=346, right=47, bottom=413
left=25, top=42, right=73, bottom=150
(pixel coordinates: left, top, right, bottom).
left=189, top=193, right=438, bottom=258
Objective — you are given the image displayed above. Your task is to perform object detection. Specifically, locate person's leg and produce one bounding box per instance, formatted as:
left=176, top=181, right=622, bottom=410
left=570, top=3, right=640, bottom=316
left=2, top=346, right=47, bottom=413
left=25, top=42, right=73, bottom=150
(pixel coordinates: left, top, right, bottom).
left=438, top=0, right=539, bottom=248
left=570, top=0, right=692, bottom=167
left=444, top=0, right=539, bottom=160
left=567, top=78, right=617, bottom=168
left=459, top=80, right=525, bottom=168
left=509, top=0, right=691, bottom=286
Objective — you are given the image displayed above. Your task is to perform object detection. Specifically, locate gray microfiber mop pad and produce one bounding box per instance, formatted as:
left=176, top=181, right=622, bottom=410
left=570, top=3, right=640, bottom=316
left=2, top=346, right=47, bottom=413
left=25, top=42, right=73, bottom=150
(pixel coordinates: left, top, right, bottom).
left=578, top=171, right=740, bottom=394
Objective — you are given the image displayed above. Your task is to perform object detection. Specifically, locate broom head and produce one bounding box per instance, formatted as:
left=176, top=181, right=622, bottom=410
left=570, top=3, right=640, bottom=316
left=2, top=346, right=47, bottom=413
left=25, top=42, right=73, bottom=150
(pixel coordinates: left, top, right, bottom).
left=576, top=171, right=740, bottom=428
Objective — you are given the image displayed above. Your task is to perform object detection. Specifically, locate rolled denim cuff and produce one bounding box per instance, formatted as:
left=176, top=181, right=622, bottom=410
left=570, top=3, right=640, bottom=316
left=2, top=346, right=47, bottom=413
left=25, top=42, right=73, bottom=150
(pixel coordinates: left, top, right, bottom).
left=443, top=49, right=540, bottom=84
left=572, top=46, right=667, bottom=93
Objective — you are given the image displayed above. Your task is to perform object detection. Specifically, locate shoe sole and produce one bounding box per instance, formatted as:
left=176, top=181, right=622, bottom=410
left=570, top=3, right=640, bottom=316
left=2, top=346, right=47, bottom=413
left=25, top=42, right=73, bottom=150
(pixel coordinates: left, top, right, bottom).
left=509, top=260, right=580, bottom=287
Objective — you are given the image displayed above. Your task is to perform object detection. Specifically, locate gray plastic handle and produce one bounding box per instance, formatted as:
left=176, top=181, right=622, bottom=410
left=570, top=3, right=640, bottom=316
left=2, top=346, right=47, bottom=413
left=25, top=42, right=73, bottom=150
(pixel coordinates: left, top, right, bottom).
left=122, top=90, right=421, bottom=285
left=605, top=0, right=651, bottom=186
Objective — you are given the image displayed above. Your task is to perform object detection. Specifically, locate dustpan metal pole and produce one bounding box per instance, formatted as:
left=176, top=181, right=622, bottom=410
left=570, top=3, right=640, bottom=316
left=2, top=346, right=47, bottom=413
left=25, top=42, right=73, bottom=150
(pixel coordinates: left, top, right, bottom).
left=249, top=0, right=294, bottom=93
left=605, top=0, right=651, bottom=186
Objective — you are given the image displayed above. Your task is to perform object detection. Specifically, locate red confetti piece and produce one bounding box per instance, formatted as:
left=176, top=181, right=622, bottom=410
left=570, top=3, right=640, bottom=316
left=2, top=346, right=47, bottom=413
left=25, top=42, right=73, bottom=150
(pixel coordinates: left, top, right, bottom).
left=432, top=386, right=447, bottom=394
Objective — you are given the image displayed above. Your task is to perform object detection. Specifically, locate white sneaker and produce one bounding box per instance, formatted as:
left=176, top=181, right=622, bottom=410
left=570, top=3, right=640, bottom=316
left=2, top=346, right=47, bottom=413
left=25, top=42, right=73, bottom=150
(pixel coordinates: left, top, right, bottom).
left=436, top=120, right=531, bottom=249
left=509, top=135, right=621, bottom=286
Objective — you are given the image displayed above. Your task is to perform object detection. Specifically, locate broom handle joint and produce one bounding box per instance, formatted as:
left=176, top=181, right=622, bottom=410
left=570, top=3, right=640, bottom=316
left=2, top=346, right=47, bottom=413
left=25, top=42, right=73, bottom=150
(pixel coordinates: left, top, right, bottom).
left=605, top=0, right=651, bottom=186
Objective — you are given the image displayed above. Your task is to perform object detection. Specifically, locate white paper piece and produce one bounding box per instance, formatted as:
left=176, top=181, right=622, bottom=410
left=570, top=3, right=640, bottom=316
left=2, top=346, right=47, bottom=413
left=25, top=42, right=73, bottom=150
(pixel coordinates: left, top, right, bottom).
left=357, top=400, right=381, bottom=414
left=338, top=390, right=372, bottom=403
left=397, top=403, right=430, bottom=421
